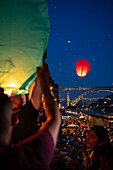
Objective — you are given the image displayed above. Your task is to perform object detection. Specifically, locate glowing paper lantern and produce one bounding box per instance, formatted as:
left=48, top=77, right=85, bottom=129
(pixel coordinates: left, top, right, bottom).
left=75, top=59, right=90, bottom=77
left=0, top=0, right=50, bottom=94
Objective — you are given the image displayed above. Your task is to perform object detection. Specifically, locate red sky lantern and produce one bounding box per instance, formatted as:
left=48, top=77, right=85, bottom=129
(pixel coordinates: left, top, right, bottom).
left=75, top=59, right=90, bottom=77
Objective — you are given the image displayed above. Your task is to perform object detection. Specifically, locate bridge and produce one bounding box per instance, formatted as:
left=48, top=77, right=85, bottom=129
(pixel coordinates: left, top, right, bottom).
left=59, top=87, right=113, bottom=106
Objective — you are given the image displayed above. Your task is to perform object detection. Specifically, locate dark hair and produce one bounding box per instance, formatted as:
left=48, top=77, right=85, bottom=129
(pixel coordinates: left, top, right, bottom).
left=90, top=125, right=113, bottom=169
left=91, top=125, right=110, bottom=144
left=0, top=92, right=12, bottom=134
left=0, top=87, right=4, bottom=94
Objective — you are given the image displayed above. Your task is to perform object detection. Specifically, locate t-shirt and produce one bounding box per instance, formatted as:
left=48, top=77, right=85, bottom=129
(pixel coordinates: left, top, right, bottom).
left=0, top=130, right=54, bottom=170
left=11, top=100, right=39, bottom=144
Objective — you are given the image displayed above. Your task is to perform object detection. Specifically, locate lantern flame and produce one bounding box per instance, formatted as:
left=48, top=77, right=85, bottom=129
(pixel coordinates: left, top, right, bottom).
left=4, top=89, right=12, bottom=96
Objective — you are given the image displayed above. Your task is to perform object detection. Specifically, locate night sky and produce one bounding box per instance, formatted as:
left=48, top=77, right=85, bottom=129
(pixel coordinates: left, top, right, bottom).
left=46, top=0, right=113, bottom=88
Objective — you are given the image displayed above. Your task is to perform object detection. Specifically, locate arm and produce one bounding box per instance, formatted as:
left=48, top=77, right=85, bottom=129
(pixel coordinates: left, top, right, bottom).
left=82, top=143, right=89, bottom=169
left=37, top=63, right=61, bottom=147
left=30, top=76, right=42, bottom=110
left=30, top=50, right=47, bottom=110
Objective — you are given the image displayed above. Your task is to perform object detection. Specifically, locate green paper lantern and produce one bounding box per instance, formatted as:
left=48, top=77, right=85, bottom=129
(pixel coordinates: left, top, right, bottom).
left=0, top=0, right=50, bottom=95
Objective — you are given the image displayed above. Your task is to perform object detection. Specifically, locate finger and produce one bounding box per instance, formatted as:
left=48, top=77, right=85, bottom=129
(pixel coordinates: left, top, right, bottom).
left=44, top=63, right=49, bottom=73
left=36, top=66, right=41, bottom=73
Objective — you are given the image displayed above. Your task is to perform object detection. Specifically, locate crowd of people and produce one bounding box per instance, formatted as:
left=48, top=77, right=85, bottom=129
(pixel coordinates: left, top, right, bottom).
left=50, top=121, right=113, bottom=170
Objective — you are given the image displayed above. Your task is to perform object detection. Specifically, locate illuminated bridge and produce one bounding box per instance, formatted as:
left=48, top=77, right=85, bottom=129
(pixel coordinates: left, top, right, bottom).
left=59, top=87, right=113, bottom=106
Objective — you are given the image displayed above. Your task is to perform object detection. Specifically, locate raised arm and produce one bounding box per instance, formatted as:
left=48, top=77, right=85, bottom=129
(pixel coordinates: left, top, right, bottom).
left=30, top=50, right=47, bottom=110
left=30, top=76, right=42, bottom=110
left=36, top=62, right=61, bottom=147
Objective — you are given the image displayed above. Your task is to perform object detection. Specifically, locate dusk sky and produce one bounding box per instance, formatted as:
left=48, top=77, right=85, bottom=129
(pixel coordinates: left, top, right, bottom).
left=46, top=0, right=113, bottom=88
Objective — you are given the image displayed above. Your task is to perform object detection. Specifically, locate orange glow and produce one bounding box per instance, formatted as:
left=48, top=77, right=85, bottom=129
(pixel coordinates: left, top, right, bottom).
left=4, top=89, right=12, bottom=96
left=3, top=83, right=18, bottom=96
left=50, top=86, right=53, bottom=90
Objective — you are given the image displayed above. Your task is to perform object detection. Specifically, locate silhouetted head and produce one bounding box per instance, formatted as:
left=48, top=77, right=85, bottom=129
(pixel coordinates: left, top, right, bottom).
left=0, top=87, right=4, bottom=94
left=91, top=125, right=110, bottom=144
left=0, top=91, right=13, bottom=145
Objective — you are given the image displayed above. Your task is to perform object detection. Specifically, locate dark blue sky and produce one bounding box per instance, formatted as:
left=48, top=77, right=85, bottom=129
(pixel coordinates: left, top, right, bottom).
left=46, top=0, right=113, bottom=88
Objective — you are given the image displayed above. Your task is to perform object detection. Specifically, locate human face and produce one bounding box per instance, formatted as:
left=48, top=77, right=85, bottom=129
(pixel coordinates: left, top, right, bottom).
left=86, top=130, right=100, bottom=148
left=10, top=94, right=22, bottom=110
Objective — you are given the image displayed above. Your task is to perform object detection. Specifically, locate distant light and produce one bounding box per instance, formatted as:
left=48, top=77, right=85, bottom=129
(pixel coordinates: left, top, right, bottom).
left=54, top=98, right=57, bottom=101
left=104, top=101, right=107, bottom=104
left=68, top=40, right=70, bottom=43
left=50, top=86, right=53, bottom=90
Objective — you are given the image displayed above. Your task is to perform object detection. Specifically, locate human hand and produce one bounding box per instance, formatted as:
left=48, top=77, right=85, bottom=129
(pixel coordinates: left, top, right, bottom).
left=36, top=50, right=50, bottom=83
left=36, top=64, right=50, bottom=83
